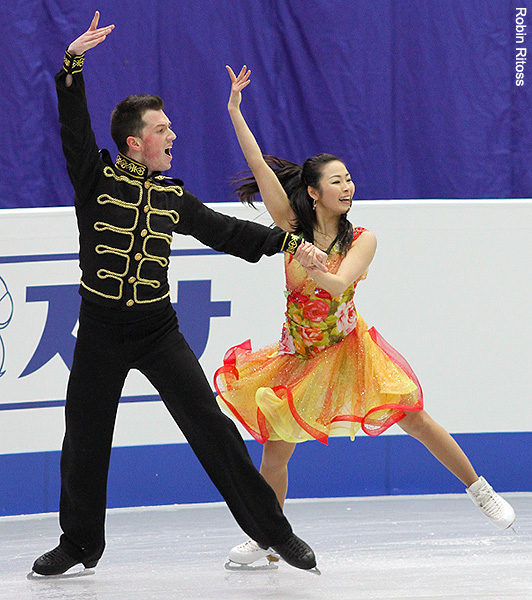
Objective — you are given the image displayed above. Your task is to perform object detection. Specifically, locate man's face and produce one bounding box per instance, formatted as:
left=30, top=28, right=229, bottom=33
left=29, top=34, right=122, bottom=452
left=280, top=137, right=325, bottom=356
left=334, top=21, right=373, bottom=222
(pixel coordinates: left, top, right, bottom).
left=135, top=109, right=176, bottom=174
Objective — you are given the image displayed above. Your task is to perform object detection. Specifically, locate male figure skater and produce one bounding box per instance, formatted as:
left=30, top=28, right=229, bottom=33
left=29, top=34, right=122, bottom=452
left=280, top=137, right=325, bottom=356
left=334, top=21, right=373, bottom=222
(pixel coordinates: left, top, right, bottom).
left=32, top=12, right=324, bottom=576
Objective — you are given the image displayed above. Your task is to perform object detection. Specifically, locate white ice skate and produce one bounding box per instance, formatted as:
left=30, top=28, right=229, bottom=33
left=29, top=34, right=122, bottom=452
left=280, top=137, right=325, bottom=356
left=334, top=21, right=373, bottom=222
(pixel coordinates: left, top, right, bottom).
left=224, top=539, right=280, bottom=570
left=466, top=476, right=516, bottom=530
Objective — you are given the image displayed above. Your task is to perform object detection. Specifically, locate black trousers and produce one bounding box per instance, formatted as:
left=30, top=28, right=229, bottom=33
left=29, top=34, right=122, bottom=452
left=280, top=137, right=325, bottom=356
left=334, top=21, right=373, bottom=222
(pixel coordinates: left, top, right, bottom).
left=59, top=299, right=291, bottom=561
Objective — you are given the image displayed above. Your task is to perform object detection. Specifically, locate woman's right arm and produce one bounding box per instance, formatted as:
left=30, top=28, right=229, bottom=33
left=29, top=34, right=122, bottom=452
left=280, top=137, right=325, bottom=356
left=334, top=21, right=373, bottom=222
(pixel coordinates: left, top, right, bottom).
left=226, top=65, right=296, bottom=231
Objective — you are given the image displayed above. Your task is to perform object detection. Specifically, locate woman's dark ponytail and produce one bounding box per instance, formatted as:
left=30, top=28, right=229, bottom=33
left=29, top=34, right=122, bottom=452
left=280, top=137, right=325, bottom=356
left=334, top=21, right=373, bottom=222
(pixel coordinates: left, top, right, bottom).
left=233, top=155, right=303, bottom=206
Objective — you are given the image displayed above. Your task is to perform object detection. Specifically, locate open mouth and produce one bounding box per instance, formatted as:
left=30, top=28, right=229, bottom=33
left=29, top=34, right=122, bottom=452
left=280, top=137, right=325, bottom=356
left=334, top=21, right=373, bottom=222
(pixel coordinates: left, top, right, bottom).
left=165, top=147, right=172, bottom=157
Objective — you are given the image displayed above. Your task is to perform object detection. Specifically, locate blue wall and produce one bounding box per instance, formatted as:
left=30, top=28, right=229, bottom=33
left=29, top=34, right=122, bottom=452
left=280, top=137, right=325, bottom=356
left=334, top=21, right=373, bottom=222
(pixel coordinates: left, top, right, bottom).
left=1, top=0, right=530, bottom=210
left=1, top=432, right=529, bottom=516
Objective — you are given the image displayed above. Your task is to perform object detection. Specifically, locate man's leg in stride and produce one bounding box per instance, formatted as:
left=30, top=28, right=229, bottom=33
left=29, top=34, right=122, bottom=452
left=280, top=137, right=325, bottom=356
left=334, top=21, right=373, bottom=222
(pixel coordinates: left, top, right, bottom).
left=33, top=303, right=129, bottom=575
left=134, top=306, right=316, bottom=570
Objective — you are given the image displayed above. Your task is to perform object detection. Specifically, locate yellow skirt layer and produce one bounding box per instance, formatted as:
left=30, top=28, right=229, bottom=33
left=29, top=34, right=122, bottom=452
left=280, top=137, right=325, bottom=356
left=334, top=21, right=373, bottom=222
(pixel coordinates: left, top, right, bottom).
left=215, top=314, right=423, bottom=445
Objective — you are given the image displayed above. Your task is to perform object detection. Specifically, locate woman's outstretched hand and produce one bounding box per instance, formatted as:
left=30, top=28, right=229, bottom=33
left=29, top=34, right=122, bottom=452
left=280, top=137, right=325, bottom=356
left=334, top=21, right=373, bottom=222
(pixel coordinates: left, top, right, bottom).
left=68, top=10, right=115, bottom=56
left=226, top=65, right=251, bottom=112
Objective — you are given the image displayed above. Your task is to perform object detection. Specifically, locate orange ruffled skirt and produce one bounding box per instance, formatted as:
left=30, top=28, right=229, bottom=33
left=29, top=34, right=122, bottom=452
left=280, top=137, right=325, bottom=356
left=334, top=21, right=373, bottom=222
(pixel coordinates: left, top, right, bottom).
left=215, top=314, right=423, bottom=445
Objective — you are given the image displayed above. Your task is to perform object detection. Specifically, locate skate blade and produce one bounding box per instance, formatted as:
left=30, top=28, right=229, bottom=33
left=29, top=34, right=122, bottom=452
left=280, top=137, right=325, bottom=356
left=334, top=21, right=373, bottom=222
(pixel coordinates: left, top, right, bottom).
left=27, top=566, right=95, bottom=580
left=503, top=516, right=517, bottom=533
left=307, top=566, right=321, bottom=576
left=224, top=559, right=279, bottom=571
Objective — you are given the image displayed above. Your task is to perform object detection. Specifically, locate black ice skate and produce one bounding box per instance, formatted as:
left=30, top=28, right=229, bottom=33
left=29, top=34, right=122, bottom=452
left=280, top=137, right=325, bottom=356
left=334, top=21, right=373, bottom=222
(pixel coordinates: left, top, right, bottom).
left=269, top=533, right=320, bottom=574
left=31, top=545, right=99, bottom=576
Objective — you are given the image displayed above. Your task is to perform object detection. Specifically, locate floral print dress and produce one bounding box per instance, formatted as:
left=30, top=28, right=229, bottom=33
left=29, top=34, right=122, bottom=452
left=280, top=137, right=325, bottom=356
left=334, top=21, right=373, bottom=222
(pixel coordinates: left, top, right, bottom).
left=214, top=228, right=423, bottom=444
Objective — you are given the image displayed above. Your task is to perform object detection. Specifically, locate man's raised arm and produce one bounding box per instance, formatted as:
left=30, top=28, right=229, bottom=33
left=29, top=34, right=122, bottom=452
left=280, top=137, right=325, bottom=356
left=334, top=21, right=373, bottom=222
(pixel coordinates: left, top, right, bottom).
left=64, top=11, right=115, bottom=87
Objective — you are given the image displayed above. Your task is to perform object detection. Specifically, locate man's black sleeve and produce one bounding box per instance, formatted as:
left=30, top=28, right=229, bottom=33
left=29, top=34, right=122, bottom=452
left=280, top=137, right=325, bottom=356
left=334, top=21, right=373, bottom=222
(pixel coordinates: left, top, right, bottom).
left=176, top=192, right=303, bottom=262
left=54, top=52, right=101, bottom=205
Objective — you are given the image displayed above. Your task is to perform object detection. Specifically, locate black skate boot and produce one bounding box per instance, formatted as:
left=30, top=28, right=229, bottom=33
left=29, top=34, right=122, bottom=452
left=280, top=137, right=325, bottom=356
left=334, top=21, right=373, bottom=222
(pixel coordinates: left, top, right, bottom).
left=268, top=533, right=319, bottom=574
left=32, top=545, right=99, bottom=576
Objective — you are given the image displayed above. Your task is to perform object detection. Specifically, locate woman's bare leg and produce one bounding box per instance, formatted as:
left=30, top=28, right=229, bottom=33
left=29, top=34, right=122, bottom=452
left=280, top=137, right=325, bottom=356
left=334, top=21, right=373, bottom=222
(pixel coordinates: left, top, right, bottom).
left=398, top=409, right=478, bottom=487
left=260, top=440, right=297, bottom=507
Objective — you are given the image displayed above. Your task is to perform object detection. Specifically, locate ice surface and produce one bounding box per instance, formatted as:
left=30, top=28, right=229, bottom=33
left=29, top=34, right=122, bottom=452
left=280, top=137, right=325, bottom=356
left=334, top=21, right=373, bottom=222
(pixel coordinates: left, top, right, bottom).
left=1, top=494, right=530, bottom=600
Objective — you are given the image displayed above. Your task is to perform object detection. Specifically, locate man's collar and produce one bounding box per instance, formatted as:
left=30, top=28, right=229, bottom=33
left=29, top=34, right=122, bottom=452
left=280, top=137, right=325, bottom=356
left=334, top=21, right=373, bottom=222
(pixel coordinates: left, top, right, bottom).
left=115, top=153, right=151, bottom=180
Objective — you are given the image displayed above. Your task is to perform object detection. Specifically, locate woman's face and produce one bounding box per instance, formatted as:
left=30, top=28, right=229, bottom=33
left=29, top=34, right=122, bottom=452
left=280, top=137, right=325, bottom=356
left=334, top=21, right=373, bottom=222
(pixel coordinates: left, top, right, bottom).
left=311, top=160, right=355, bottom=216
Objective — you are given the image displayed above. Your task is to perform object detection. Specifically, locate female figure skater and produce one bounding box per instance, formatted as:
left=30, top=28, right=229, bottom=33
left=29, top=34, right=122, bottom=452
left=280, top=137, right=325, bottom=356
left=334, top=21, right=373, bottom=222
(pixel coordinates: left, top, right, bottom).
left=216, top=66, right=515, bottom=567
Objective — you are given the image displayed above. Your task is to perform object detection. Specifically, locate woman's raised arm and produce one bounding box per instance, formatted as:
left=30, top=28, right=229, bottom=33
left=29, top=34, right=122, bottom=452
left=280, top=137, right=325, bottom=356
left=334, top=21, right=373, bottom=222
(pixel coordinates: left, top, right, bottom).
left=226, top=65, right=296, bottom=231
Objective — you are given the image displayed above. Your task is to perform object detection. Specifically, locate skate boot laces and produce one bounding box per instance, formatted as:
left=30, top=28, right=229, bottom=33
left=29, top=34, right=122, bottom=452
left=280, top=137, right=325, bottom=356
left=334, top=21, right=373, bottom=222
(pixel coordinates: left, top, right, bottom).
left=271, top=533, right=318, bottom=572
left=474, top=485, right=505, bottom=518
left=467, top=476, right=516, bottom=529
left=239, top=539, right=263, bottom=553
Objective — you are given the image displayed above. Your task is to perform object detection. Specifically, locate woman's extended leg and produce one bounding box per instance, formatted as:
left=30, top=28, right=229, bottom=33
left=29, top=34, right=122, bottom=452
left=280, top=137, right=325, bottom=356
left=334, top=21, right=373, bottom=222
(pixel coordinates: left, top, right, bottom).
left=397, top=409, right=478, bottom=485
left=398, top=409, right=515, bottom=529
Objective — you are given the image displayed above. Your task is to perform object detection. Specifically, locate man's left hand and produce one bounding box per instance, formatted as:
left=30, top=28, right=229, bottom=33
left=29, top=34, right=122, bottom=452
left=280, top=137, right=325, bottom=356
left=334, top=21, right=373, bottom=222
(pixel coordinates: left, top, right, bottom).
left=294, top=242, right=328, bottom=273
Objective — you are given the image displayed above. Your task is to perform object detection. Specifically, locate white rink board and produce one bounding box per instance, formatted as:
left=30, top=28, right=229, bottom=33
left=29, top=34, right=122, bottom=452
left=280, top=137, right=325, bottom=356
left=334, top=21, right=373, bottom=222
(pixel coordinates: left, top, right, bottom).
left=0, top=200, right=530, bottom=455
